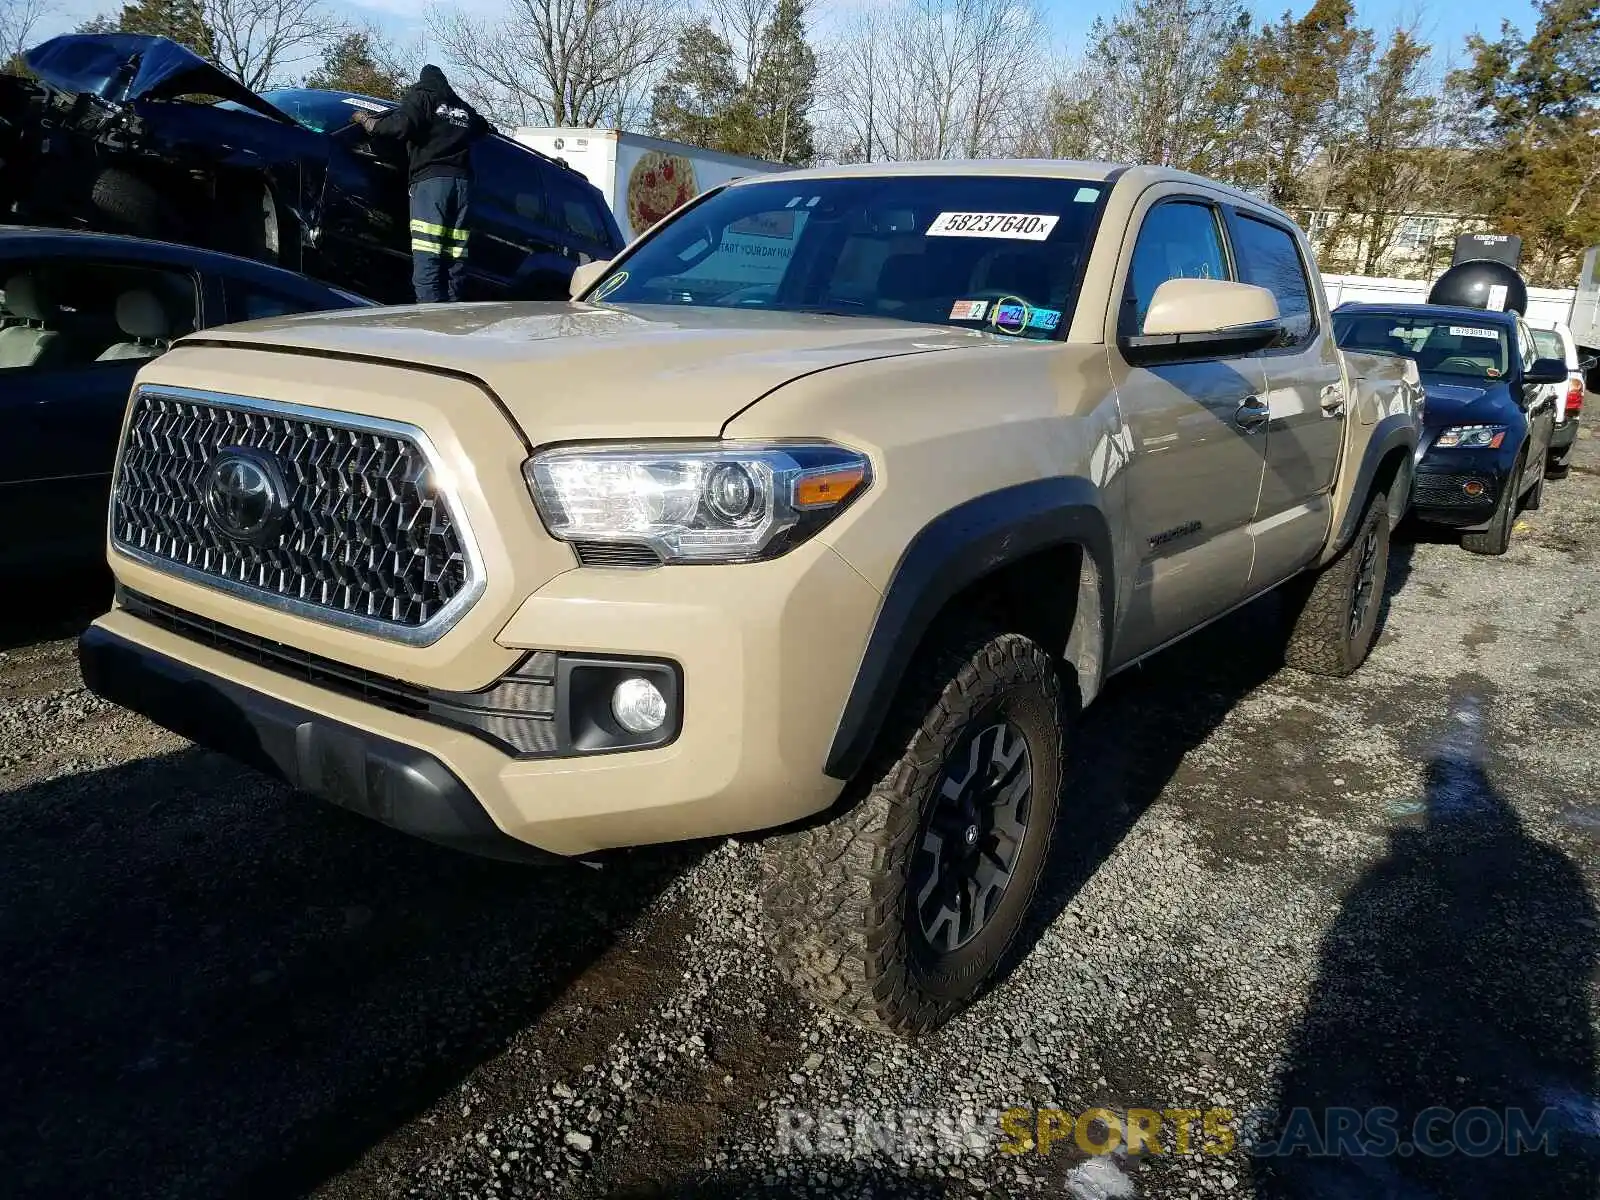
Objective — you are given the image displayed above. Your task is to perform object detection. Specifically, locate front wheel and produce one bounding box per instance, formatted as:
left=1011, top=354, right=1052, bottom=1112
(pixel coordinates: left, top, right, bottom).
left=1462, top=457, right=1522, bottom=556
left=1283, top=490, right=1391, bottom=677
left=760, top=626, right=1063, bottom=1036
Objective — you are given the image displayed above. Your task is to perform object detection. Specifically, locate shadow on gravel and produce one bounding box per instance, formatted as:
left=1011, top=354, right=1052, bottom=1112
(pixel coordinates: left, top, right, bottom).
left=605, top=1163, right=951, bottom=1198
left=989, top=592, right=1290, bottom=997
left=0, top=748, right=701, bottom=1200
left=0, top=567, right=111, bottom=652
left=1253, top=699, right=1600, bottom=1198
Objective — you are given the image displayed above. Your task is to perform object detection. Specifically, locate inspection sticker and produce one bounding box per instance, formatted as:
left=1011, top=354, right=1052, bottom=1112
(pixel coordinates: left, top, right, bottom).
left=949, top=299, right=989, bottom=320
left=1448, top=325, right=1500, bottom=339
left=926, top=212, right=1059, bottom=240
left=342, top=97, right=391, bottom=112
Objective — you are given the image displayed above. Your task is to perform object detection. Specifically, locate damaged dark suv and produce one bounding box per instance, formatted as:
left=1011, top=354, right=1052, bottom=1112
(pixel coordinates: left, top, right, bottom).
left=0, top=34, right=624, bottom=303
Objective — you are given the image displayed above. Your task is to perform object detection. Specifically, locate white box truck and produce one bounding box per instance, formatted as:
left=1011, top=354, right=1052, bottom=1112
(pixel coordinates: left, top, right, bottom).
left=511, top=128, right=790, bottom=243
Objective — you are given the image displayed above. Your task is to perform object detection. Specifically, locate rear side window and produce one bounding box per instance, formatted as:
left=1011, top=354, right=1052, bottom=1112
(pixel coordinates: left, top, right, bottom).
left=548, top=173, right=609, bottom=245
left=1127, top=201, right=1229, bottom=333
left=1531, top=327, right=1564, bottom=364
left=1231, top=213, right=1315, bottom=345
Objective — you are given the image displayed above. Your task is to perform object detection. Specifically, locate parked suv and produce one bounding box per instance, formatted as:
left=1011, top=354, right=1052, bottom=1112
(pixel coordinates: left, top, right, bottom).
left=1528, top=318, right=1589, bottom=479
left=0, top=35, right=624, bottom=303
left=81, top=162, right=1421, bottom=1035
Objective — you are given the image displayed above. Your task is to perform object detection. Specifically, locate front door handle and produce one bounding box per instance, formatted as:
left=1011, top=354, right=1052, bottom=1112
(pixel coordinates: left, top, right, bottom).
left=1235, top=396, right=1270, bottom=432
left=1320, top=383, right=1346, bottom=416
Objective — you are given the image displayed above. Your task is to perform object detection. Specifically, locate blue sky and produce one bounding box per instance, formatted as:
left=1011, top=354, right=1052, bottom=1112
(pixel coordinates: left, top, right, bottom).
left=32, top=0, right=1539, bottom=83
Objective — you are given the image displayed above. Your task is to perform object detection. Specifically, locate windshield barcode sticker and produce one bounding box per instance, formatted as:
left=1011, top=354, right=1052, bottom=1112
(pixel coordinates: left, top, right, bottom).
left=1448, top=326, right=1500, bottom=339
left=342, top=97, right=391, bottom=112
left=926, top=212, right=1059, bottom=240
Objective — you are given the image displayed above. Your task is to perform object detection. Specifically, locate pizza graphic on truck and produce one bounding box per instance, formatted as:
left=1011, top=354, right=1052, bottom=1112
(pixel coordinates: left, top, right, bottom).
left=626, top=151, right=699, bottom=236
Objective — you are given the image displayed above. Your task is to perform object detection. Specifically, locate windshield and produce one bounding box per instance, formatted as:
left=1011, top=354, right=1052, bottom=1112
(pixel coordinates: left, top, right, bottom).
left=1334, top=311, right=1511, bottom=381
left=217, top=89, right=394, bottom=132
left=590, top=175, right=1108, bottom=340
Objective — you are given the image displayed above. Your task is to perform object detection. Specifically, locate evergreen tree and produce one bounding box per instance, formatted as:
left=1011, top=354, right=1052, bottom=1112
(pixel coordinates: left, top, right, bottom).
left=305, top=29, right=408, bottom=101
left=746, top=0, right=815, bottom=164
left=1450, top=0, right=1600, bottom=284
left=648, top=0, right=815, bottom=165
left=111, top=0, right=216, bottom=59
left=648, top=21, right=741, bottom=149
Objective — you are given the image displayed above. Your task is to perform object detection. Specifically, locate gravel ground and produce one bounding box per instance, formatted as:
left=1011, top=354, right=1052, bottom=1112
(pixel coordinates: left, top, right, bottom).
left=3, top=437, right=1598, bottom=1200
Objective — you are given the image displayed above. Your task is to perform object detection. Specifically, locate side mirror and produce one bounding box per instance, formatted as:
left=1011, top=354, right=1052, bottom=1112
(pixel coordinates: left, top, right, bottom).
left=1121, top=278, right=1283, bottom=365
left=1524, top=356, right=1568, bottom=386
left=569, top=258, right=612, bottom=300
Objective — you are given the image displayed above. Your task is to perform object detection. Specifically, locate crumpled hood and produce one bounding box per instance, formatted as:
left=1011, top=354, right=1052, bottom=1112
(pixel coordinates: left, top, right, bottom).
left=24, top=34, right=290, bottom=123
left=1420, top=375, right=1518, bottom=430
left=185, top=301, right=993, bottom=440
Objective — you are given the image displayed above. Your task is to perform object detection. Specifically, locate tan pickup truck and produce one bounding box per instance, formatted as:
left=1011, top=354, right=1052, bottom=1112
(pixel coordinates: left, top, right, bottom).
left=80, top=162, right=1422, bottom=1035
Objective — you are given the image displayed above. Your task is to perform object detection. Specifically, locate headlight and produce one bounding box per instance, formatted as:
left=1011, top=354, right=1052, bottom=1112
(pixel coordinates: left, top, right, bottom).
left=524, top=441, right=872, bottom=564
left=1435, top=424, right=1507, bottom=449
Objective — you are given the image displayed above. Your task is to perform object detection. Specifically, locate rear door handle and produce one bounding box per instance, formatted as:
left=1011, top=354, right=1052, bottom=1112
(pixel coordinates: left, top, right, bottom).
left=1235, top=396, right=1270, bottom=432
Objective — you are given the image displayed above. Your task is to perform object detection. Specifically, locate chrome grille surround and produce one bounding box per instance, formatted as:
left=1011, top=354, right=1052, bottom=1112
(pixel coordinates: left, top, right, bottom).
left=110, top=385, right=486, bottom=646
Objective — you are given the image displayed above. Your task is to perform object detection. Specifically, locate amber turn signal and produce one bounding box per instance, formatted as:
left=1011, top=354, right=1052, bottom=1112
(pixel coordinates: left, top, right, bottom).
left=793, top=464, right=868, bottom=509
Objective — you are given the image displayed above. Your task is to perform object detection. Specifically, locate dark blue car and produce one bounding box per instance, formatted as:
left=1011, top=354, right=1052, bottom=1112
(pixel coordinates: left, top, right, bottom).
left=1, top=35, right=624, bottom=304
left=1333, top=302, right=1566, bottom=555
left=0, top=227, right=371, bottom=574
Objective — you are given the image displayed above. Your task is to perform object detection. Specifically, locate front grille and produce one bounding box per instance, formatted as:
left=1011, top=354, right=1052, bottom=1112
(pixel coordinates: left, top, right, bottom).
left=1414, top=471, right=1497, bottom=509
left=111, top=387, right=478, bottom=641
left=121, top=590, right=559, bottom=757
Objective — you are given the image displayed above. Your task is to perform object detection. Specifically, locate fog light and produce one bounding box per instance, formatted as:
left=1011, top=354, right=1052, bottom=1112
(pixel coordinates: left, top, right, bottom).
left=1463, top=479, right=1486, bottom=497
left=612, top=676, right=667, bottom=733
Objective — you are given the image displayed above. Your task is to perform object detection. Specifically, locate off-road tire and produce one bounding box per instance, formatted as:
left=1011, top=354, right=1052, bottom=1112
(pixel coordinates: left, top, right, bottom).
left=760, top=626, right=1064, bottom=1036
left=1283, top=490, right=1390, bottom=677
left=1546, top=444, right=1571, bottom=481
left=1462, top=455, right=1522, bottom=556
left=90, top=167, right=179, bottom=241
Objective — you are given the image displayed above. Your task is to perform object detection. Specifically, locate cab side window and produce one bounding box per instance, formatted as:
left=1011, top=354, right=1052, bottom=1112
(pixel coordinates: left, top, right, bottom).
left=1126, top=202, right=1229, bottom=333
left=547, top=172, right=609, bottom=247
left=1230, top=213, right=1315, bottom=346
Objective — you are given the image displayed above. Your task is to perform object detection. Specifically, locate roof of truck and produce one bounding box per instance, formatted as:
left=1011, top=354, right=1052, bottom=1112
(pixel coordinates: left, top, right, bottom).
left=724, top=160, right=1292, bottom=222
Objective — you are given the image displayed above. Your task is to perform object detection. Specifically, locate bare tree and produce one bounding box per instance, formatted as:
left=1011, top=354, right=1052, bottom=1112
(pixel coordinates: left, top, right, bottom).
left=816, top=0, right=1047, bottom=162
left=706, top=0, right=773, bottom=86
left=1, top=0, right=53, bottom=67
left=429, top=0, right=677, bottom=129
left=205, top=0, right=343, bottom=90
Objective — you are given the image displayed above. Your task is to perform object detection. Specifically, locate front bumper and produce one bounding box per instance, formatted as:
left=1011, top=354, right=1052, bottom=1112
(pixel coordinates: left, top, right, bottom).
left=78, top=622, right=557, bottom=864
left=1410, top=448, right=1508, bottom=529
left=81, top=538, right=879, bottom=857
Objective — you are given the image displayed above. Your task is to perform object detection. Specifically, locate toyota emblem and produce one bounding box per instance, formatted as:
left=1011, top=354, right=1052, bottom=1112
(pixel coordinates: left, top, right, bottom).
left=204, top=447, right=287, bottom=545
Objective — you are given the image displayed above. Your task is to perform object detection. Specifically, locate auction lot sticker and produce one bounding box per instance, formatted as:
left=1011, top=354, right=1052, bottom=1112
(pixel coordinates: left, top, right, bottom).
left=926, top=212, right=1060, bottom=240
left=1449, top=325, right=1500, bottom=339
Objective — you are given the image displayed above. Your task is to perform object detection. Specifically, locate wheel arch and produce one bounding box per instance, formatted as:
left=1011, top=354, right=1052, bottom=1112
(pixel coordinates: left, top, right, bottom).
left=1322, top=414, right=1417, bottom=563
left=824, top=478, right=1115, bottom=781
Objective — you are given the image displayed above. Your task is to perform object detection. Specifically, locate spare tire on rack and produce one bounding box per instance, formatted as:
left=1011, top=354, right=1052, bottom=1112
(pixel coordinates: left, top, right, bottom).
left=90, top=167, right=180, bottom=242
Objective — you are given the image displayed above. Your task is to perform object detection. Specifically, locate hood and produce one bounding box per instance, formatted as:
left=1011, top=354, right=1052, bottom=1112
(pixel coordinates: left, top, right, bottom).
left=1420, top=375, right=1518, bottom=430
left=24, top=34, right=291, bottom=124
left=183, top=302, right=997, bottom=440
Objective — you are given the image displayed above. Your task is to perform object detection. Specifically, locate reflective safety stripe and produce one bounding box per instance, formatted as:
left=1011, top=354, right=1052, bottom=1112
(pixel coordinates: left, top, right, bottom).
left=412, top=237, right=444, bottom=255
left=443, top=226, right=470, bottom=242
left=410, top=218, right=447, bottom=236
left=443, top=242, right=467, bottom=258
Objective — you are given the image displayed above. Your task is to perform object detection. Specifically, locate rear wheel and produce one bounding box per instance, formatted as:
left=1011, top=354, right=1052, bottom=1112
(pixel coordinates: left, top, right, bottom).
left=1462, top=457, right=1522, bottom=556
left=1283, top=490, right=1390, bottom=677
left=1547, top=444, right=1572, bottom=480
left=1524, top=466, right=1545, bottom=511
left=761, top=626, right=1063, bottom=1036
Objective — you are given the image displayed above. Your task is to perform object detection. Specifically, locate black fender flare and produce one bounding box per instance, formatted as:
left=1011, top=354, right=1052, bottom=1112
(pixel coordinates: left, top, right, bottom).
left=824, top=477, right=1116, bottom=781
left=1329, top=414, right=1417, bottom=555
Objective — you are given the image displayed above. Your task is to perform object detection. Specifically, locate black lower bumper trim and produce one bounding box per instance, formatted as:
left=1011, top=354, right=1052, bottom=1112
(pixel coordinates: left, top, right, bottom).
left=78, top=623, right=560, bottom=864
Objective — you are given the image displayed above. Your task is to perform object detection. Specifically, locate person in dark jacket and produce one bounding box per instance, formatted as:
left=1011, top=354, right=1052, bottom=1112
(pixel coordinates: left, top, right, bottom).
left=352, top=66, right=490, bottom=303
